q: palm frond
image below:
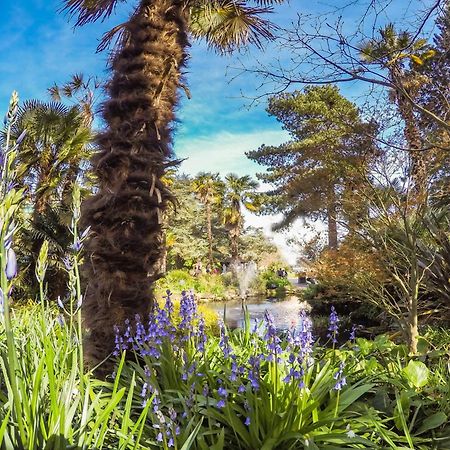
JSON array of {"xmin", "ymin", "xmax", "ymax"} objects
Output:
[
  {"xmin": 61, "ymin": 0, "xmax": 126, "ymax": 26},
  {"xmin": 190, "ymin": 0, "xmax": 278, "ymax": 53},
  {"xmin": 97, "ymin": 21, "xmax": 130, "ymax": 53}
]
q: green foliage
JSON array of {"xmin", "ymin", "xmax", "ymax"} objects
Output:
[
  {"xmin": 247, "ymin": 85, "xmax": 375, "ymax": 247},
  {"xmin": 256, "ymin": 268, "xmax": 290, "ymax": 290},
  {"xmin": 156, "ymin": 269, "xmax": 230, "ymax": 299}
]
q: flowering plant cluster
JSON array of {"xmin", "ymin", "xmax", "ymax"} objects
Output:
[{"xmin": 112, "ymin": 292, "xmax": 384, "ymax": 449}]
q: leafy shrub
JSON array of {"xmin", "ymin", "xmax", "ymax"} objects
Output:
[
  {"xmin": 255, "ymin": 268, "xmax": 290, "ymax": 291},
  {"xmin": 156, "ymin": 269, "xmax": 229, "ymax": 299}
]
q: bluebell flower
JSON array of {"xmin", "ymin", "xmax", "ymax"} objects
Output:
[
  {"xmin": 62, "ymin": 256, "xmax": 73, "ymax": 271},
  {"xmin": 327, "ymin": 306, "xmax": 339, "ymax": 344},
  {"xmin": 219, "ymin": 321, "xmax": 233, "ymax": 359},
  {"xmin": 196, "ymin": 317, "xmax": 207, "ymax": 353},
  {"xmin": 217, "ymin": 399, "xmax": 226, "ymax": 409},
  {"xmin": 349, "ymin": 324, "xmax": 357, "ymax": 342},
  {"xmin": 333, "ymin": 362, "xmax": 347, "ymax": 391},
  {"xmin": 263, "ymin": 311, "xmax": 282, "ymax": 362},
  {"xmin": 218, "ymin": 386, "xmax": 227, "ymax": 398},
  {"xmin": 5, "ymin": 247, "xmax": 17, "ymax": 279},
  {"xmin": 245, "ymin": 417, "xmax": 251, "ymax": 426}
]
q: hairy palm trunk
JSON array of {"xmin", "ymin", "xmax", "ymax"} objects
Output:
[
  {"xmin": 206, "ymin": 202, "xmax": 213, "ymax": 266},
  {"xmin": 81, "ymin": 0, "xmax": 188, "ymax": 366}
]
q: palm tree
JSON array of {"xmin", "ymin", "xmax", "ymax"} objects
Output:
[
  {"xmin": 6, "ymin": 101, "xmax": 92, "ymax": 298},
  {"xmin": 192, "ymin": 172, "xmax": 224, "ymax": 267},
  {"xmin": 360, "ymin": 24, "xmax": 435, "ymax": 197},
  {"xmin": 223, "ymin": 173, "xmax": 258, "ymax": 262},
  {"xmin": 10, "ymin": 101, "xmax": 92, "ymax": 217},
  {"xmin": 62, "ymin": 0, "xmax": 284, "ymax": 365},
  {"xmin": 48, "ymin": 73, "xmax": 102, "ymax": 127}
]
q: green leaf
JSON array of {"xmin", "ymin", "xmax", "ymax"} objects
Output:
[
  {"xmin": 180, "ymin": 419, "xmax": 204, "ymax": 450},
  {"xmin": 402, "ymin": 360, "xmax": 429, "ymax": 388},
  {"xmin": 415, "ymin": 412, "xmax": 447, "ymax": 435}
]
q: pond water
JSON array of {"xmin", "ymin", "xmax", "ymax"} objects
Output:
[{"xmin": 208, "ymin": 295, "xmax": 308, "ymax": 330}]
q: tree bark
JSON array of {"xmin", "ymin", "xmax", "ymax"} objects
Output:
[
  {"xmin": 206, "ymin": 202, "xmax": 213, "ymax": 267},
  {"xmin": 230, "ymin": 227, "xmax": 240, "ymax": 263},
  {"xmin": 327, "ymin": 187, "xmax": 338, "ymax": 250},
  {"xmin": 81, "ymin": 0, "xmax": 188, "ymax": 367}
]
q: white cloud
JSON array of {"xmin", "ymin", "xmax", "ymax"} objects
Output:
[{"xmin": 174, "ymin": 128, "xmax": 289, "ymax": 177}]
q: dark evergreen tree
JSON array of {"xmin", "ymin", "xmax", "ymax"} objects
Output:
[{"xmin": 247, "ymin": 85, "xmax": 376, "ymax": 250}]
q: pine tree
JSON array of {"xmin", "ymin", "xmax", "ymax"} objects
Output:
[{"xmin": 247, "ymin": 85, "xmax": 376, "ymax": 249}]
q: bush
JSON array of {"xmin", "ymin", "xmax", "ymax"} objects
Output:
[
  {"xmin": 255, "ymin": 268, "xmax": 290, "ymax": 291},
  {"xmin": 156, "ymin": 269, "xmax": 230, "ymax": 299}
]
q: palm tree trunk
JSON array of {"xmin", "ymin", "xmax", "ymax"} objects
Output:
[
  {"xmin": 391, "ymin": 67, "xmax": 427, "ymax": 200},
  {"xmin": 81, "ymin": 0, "xmax": 188, "ymax": 367},
  {"xmin": 206, "ymin": 202, "xmax": 213, "ymax": 267},
  {"xmin": 230, "ymin": 228, "xmax": 239, "ymax": 262},
  {"xmin": 398, "ymin": 95, "xmax": 427, "ymax": 199}
]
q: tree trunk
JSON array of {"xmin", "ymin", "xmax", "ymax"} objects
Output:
[
  {"xmin": 398, "ymin": 95, "xmax": 428, "ymax": 200},
  {"xmin": 408, "ymin": 298, "xmax": 419, "ymax": 354},
  {"xmin": 391, "ymin": 67, "xmax": 428, "ymax": 200},
  {"xmin": 206, "ymin": 202, "xmax": 213, "ymax": 267},
  {"xmin": 81, "ymin": 0, "xmax": 188, "ymax": 367},
  {"xmin": 327, "ymin": 187, "xmax": 338, "ymax": 250},
  {"xmin": 230, "ymin": 227, "xmax": 239, "ymax": 263}
]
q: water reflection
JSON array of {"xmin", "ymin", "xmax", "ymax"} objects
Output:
[{"xmin": 208, "ymin": 296, "xmax": 307, "ymax": 330}]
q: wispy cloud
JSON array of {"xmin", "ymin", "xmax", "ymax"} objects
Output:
[{"xmin": 175, "ymin": 129, "xmax": 289, "ymax": 177}]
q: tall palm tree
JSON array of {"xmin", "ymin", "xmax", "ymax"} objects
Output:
[
  {"xmin": 223, "ymin": 173, "xmax": 258, "ymax": 262},
  {"xmin": 192, "ymin": 172, "xmax": 224, "ymax": 266},
  {"xmin": 62, "ymin": 0, "xmax": 283, "ymax": 365},
  {"xmin": 360, "ymin": 24, "xmax": 435, "ymax": 197}
]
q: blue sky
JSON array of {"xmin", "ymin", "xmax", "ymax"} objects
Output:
[
  {"xmin": 0, "ymin": 0, "xmax": 437, "ymax": 263},
  {"xmin": 2, "ymin": 0, "xmax": 431, "ymax": 175}
]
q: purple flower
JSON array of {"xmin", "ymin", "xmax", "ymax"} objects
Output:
[
  {"xmin": 349, "ymin": 324, "xmax": 357, "ymax": 342},
  {"xmin": 219, "ymin": 321, "xmax": 232, "ymax": 359},
  {"xmin": 327, "ymin": 306, "xmax": 339, "ymax": 344},
  {"xmin": 62, "ymin": 256, "xmax": 73, "ymax": 271},
  {"xmin": 217, "ymin": 399, "xmax": 226, "ymax": 409},
  {"xmin": 179, "ymin": 291, "xmax": 197, "ymax": 339},
  {"xmin": 263, "ymin": 311, "xmax": 282, "ymax": 362},
  {"xmin": 5, "ymin": 248, "xmax": 17, "ymax": 279},
  {"xmin": 156, "ymin": 432, "xmax": 163, "ymax": 442},
  {"xmin": 245, "ymin": 417, "xmax": 251, "ymax": 426},
  {"xmin": 71, "ymin": 240, "xmax": 82, "ymax": 252},
  {"xmin": 196, "ymin": 317, "xmax": 207, "ymax": 353},
  {"xmin": 333, "ymin": 362, "xmax": 347, "ymax": 391},
  {"xmin": 218, "ymin": 386, "xmax": 227, "ymax": 398}
]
